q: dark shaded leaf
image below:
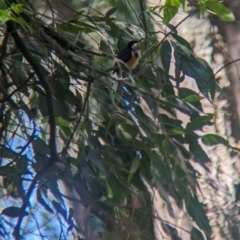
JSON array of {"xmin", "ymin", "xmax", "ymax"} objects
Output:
[
  {"xmin": 161, "ymin": 40, "xmax": 172, "ymax": 73},
  {"xmin": 191, "ymin": 227, "xmax": 205, "ymax": 240},
  {"xmin": 103, "ymin": 177, "xmax": 113, "ymax": 198},
  {"xmin": 52, "ymin": 200, "xmax": 67, "ymax": 220},
  {"xmin": 0, "ymin": 147, "xmax": 19, "ymax": 159},
  {"xmin": 88, "ymin": 150, "xmax": 106, "ymax": 174},
  {"xmin": 67, "ymin": 220, "xmax": 74, "ymax": 234},
  {"xmin": 134, "ymin": 106, "xmax": 158, "ymax": 132},
  {"xmin": 162, "ymin": 138, "xmax": 172, "ymax": 154},
  {"xmin": 180, "ymin": 55, "xmax": 216, "ymax": 100},
  {"xmin": 116, "ymin": 122, "xmax": 138, "ymax": 143},
  {"xmin": 67, "ymin": 208, "xmax": 74, "ymax": 223},
  {"xmin": 162, "ymin": 222, "xmax": 182, "ymax": 240},
  {"xmin": 187, "ymin": 114, "xmax": 213, "ymax": 131},
  {"xmin": 37, "ymin": 188, "xmax": 54, "ymax": 213},
  {"xmin": 189, "ymin": 140, "xmax": 210, "ymax": 164},
  {"xmin": 171, "ymin": 33, "xmax": 193, "ymax": 50},
  {"xmin": 133, "ymin": 210, "xmax": 150, "ymax": 230},
  {"xmin": 187, "ymin": 195, "xmax": 211, "ymax": 237},
  {"xmin": 2, "ymin": 206, "xmax": 28, "ymax": 218},
  {"xmin": 32, "ymin": 138, "xmax": 49, "ymax": 156}
]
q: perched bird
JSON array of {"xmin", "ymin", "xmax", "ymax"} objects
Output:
[{"xmin": 114, "ymin": 40, "xmax": 141, "ymax": 77}]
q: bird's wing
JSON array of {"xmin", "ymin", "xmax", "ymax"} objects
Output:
[{"xmin": 116, "ymin": 47, "xmax": 132, "ymax": 62}]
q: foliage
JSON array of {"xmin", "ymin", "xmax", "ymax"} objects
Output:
[{"xmin": 0, "ymin": 0, "xmax": 236, "ymax": 239}]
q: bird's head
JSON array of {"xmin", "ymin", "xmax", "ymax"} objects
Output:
[{"xmin": 127, "ymin": 40, "xmax": 141, "ymax": 50}]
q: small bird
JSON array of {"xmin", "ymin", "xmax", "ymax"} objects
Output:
[{"xmin": 114, "ymin": 40, "xmax": 141, "ymax": 78}]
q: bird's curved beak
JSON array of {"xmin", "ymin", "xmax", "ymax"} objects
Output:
[{"xmin": 133, "ymin": 38, "xmax": 143, "ymax": 50}]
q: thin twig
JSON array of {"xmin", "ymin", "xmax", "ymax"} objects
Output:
[{"xmin": 0, "ymin": 72, "xmax": 35, "ymax": 103}]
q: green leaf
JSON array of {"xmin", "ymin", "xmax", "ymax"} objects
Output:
[
  {"xmin": 32, "ymin": 138, "xmax": 49, "ymax": 156},
  {"xmin": 10, "ymin": 3, "xmax": 23, "ymax": 14},
  {"xmin": 199, "ymin": 2, "xmax": 207, "ymax": 18},
  {"xmin": 103, "ymin": 177, "xmax": 113, "ymax": 198},
  {"xmin": 162, "ymin": 138, "xmax": 172, "ymax": 154},
  {"xmin": 189, "ymin": 141, "xmax": 210, "ymax": 163},
  {"xmin": 159, "ymin": 114, "xmax": 183, "ymax": 131},
  {"xmin": 59, "ymin": 21, "xmax": 98, "ymax": 34},
  {"xmin": 163, "ymin": 0, "xmax": 181, "ymax": 23},
  {"xmin": 180, "ymin": 0, "xmax": 187, "ymax": 11},
  {"xmin": 187, "ymin": 114, "xmax": 213, "ymax": 131},
  {"xmin": 128, "ymin": 157, "xmax": 140, "ymax": 182},
  {"xmin": 103, "ymin": 173, "xmax": 129, "ymax": 204},
  {"xmin": 179, "ymin": 88, "xmax": 199, "ymax": 99},
  {"xmin": 178, "ymin": 88, "xmax": 203, "ymax": 112},
  {"xmin": 201, "ymin": 134, "xmax": 228, "ymax": 146},
  {"xmin": 99, "ymin": 39, "xmax": 109, "ymax": 52},
  {"xmin": 179, "ymin": 55, "xmax": 216, "ymax": 101},
  {"xmin": 0, "ymin": 147, "xmax": 19, "ymax": 159},
  {"xmin": 0, "ymin": 9, "xmax": 11, "ymax": 23},
  {"xmin": 206, "ymin": 1, "xmax": 235, "ymax": 22},
  {"xmin": 88, "ymin": 150, "xmax": 106, "ymax": 174},
  {"xmin": 134, "ymin": 106, "xmax": 158, "ymax": 132},
  {"xmin": 116, "ymin": 123, "xmax": 138, "ymax": 143},
  {"xmin": 187, "ymin": 195, "xmax": 211, "ymax": 237},
  {"xmin": 170, "ymin": 126, "xmax": 185, "ymax": 134},
  {"xmin": 56, "ymin": 117, "xmax": 70, "ymax": 127},
  {"xmin": 183, "ymin": 95, "xmax": 203, "ymax": 103},
  {"xmin": 161, "ymin": 40, "xmax": 172, "ymax": 73},
  {"xmin": 133, "ymin": 210, "xmax": 150, "ymax": 230},
  {"xmin": 11, "ymin": 16, "xmax": 25, "ymax": 28},
  {"xmin": 171, "ymin": 33, "xmax": 193, "ymax": 50},
  {"xmin": 147, "ymin": 149, "xmax": 171, "ymax": 179},
  {"xmin": 0, "ymin": 0, "xmax": 7, "ymax": 10}
]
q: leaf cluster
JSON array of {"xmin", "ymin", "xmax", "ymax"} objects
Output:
[{"xmin": 0, "ymin": 0, "xmax": 236, "ymax": 239}]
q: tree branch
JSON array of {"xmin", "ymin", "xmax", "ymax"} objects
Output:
[
  {"xmin": 6, "ymin": 21, "xmax": 58, "ymax": 161},
  {"xmin": 6, "ymin": 20, "xmax": 59, "ymax": 238}
]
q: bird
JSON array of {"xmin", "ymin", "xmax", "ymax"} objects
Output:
[{"xmin": 113, "ymin": 40, "xmax": 141, "ymax": 78}]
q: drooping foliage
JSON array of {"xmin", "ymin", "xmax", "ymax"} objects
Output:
[{"xmin": 0, "ymin": 0, "xmax": 236, "ymax": 239}]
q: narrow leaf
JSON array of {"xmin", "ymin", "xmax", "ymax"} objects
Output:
[
  {"xmin": 201, "ymin": 134, "xmax": 228, "ymax": 146},
  {"xmin": 128, "ymin": 157, "xmax": 140, "ymax": 182},
  {"xmin": 206, "ymin": 1, "xmax": 235, "ymax": 22},
  {"xmin": 199, "ymin": 2, "xmax": 207, "ymax": 18},
  {"xmin": 161, "ymin": 40, "xmax": 172, "ymax": 73}
]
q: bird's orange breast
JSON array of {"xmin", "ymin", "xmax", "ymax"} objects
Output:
[{"xmin": 126, "ymin": 50, "xmax": 139, "ymax": 70}]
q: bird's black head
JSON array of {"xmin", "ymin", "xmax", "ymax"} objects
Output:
[{"xmin": 127, "ymin": 40, "xmax": 141, "ymax": 49}]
